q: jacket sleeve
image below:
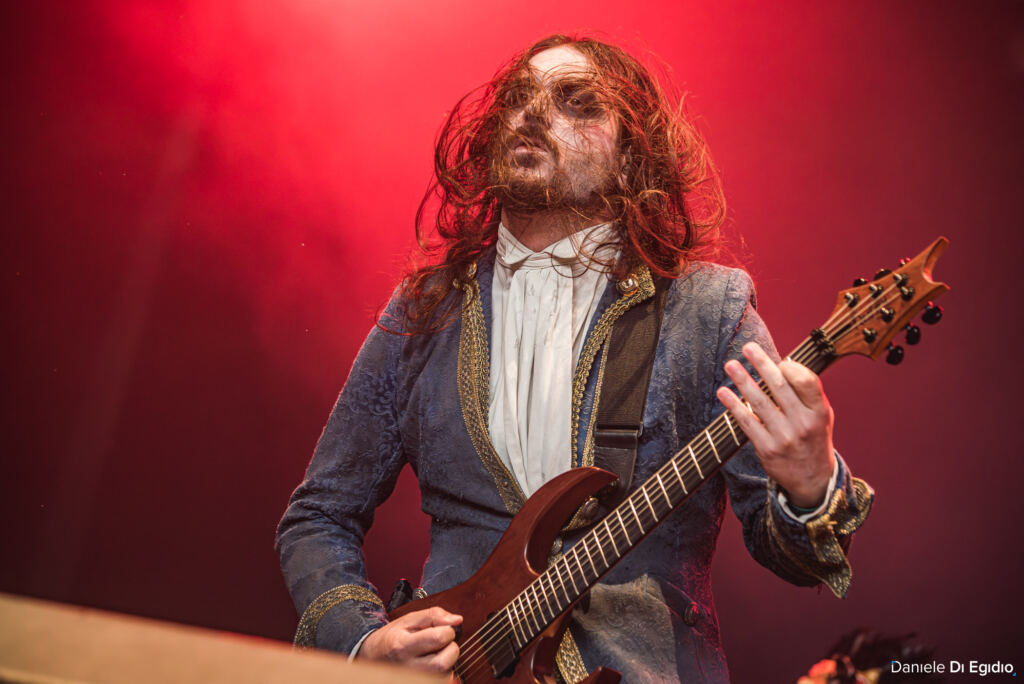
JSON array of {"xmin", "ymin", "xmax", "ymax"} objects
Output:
[
  {"xmin": 714, "ymin": 270, "xmax": 874, "ymax": 598},
  {"xmin": 275, "ymin": 310, "xmax": 407, "ymax": 653}
]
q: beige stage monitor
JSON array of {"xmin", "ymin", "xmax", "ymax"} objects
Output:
[{"xmin": 0, "ymin": 593, "xmax": 444, "ymax": 684}]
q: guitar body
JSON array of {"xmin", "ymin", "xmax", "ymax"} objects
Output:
[{"xmin": 389, "ymin": 467, "xmax": 621, "ymax": 684}]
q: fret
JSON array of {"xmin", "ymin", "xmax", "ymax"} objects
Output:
[
  {"xmin": 532, "ymin": 581, "xmax": 548, "ymax": 626},
  {"xmin": 523, "ymin": 586, "xmax": 540, "ymax": 633},
  {"xmin": 603, "ymin": 518, "xmax": 619, "ymax": 557},
  {"xmin": 655, "ymin": 471, "xmax": 671, "ymax": 507},
  {"xmin": 688, "ymin": 445, "xmax": 703, "ymax": 479},
  {"xmin": 582, "ymin": 536, "xmax": 599, "ymax": 575},
  {"xmin": 515, "ymin": 592, "xmax": 529, "ymax": 635},
  {"xmin": 514, "ymin": 601, "xmax": 529, "ymax": 649},
  {"xmin": 507, "ymin": 601, "xmax": 524, "ymax": 648},
  {"xmin": 615, "ymin": 508, "xmax": 632, "ymax": 546},
  {"xmin": 705, "ymin": 429, "xmax": 720, "ymax": 463},
  {"xmin": 504, "ymin": 611, "xmax": 520, "ymax": 651},
  {"xmin": 627, "ymin": 497, "xmax": 643, "ymax": 532},
  {"xmin": 641, "ymin": 485, "xmax": 658, "ymax": 522},
  {"xmin": 519, "ymin": 593, "xmax": 533, "ymax": 634},
  {"xmin": 594, "ymin": 527, "xmax": 610, "ymax": 567},
  {"xmin": 552, "ymin": 561, "xmax": 569, "ymax": 602},
  {"xmin": 571, "ymin": 547, "xmax": 588, "ymax": 587},
  {"xmin": 546, "ymin": 567, "xmax": 562, "ymax": 609},
  {"xmin": 552, "ymin": 570, "xmax": 566, "ymax": 611},
  {"xmin": 536, "ymin": 577, "xmax": 554, "ymax": 623},
  {"xmin": 536, "ymin": 577, "xmax": 552, "ymax": 626},
  {"xmin": 671, "ymin": 457, "xmax": 688, "ymax": 494},
  {"xmin": 559, "ymin": 555, "xmax": 579, "ymax": 597},
  {"xmin": 723, "ymin": 411, "xmax": 740, "ymax": 445}
]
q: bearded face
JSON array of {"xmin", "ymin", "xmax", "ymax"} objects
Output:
[{"xmin": 488, "ymin": 46, "xmax": 622, "ymax": 213}]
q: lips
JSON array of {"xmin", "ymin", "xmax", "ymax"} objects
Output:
[{"xmin": 513, "ymin": 136, "xmax": 546, "ymax": 153}]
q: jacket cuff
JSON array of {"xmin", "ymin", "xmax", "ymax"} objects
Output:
[
  {"xmin": 294, "ymin": 584, "xmax": 387, "ymax": 653},
  {"xmin": 765, "ymin": 457, "xmax": 875, "ymax": 598}
]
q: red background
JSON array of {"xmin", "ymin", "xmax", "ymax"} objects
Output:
[{"xmin": 2, "ymin": 2, "xmax": 1021, "ymax": 680}]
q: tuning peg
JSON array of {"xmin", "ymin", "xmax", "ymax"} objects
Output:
[
  {"xmin": 852, "ymin": 277, "xmax": 867, "ymax": 287},
  {"xmin": 904, "ymin": 323, "xmax": 921, "ymax": 345},
  {"xmin": 898, "ymin": 257, "xmax": 911, "ymax": 266},
  {"xmin": 873, "ymin": 268, "xmax": 892, "ymax": 280},
  {"xmin": 922, "ymin": 302, "xmax": 943, "ymax": 325},
  {"xmin": 886, "ymin": 344, "xmax": 905, "ymax": 365}
]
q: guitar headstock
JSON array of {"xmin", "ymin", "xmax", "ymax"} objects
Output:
[{"xmin": 824, "ymin": 237, "xmax": 950, "ymax": 363}]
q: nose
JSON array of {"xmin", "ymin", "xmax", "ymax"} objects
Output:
[{"xmin": 511, "ymin": 87, "xmax": 550, "ymax": 129}]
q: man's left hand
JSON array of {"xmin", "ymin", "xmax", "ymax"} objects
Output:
[{"xmin": 715, "ymin": 342, "xmax": 836, "ymax": 509}]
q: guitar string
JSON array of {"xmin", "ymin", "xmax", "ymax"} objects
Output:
[
  {"xmin": 454, "ymin": 282, "xmax": 907, "ymax": 680},
  {"xmin": 453, "ymin": 279, "xmax": 909, "ymax": 678}
]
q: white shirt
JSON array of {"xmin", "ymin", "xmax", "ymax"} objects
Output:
[{"xmin": 488, "ymin": 221, "xmax": 619, "ymax": 496}]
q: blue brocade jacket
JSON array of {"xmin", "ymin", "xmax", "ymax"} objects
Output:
[{"xmin": 275, "ymin": 253, "xmax": 874, "ymax": 683}]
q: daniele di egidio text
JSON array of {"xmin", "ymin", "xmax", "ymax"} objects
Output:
[{"xmin": 891, "ymin": 660, "xmax": 1016, "ymax": 677}]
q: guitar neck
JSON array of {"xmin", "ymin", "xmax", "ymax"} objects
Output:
[{"xmin": 496, "ymin": 333, "xmax": 836, "ymax": 654}]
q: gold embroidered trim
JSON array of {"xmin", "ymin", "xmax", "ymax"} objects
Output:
[
  {"xmin": 556, "ymin": 627, "xmax": 590, "ymax": 683},
  {"xmin": 457, "ymin": 277, "xmax": 526, "ymax": 514},
  {"xmin": 294, "ymin": 584, "xmax": 384, "ymax": 648},
  {"xmin": 571, "ymin": 266, "xmax": 656, "ymax": 466},
  {"xmin": 580, "ymin": 340, "xmax": 612, "ymax": 469},
  {"xmin": 561, "ymin": 341, "xmax": 612, "ymax": 533},
  {"xmin": 767, "ymin": 475, "xmax": 875, "ymax": 598},
  {"xmin": 835, "ymin": 477, "xmax": 874, "ymax": 535}
]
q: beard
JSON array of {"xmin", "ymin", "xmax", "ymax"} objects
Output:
[{"xmin": 488, "ymin": 125, "xmax": 617, "ymax": 213}]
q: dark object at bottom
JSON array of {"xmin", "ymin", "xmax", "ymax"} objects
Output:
[{"xmin": 387, "ymin": 578, "xmax": 415, "ymax": 613}]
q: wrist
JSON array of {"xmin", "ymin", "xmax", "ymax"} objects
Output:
[
  {"xmin": 782, "ymin": 450, "xmax": 836, "ymax": 508},
  {"xmin": 785, "ymin": 487, "xmax": 827, "ymax": 509},
  {"xmin": 349, "ymin": 628, "xmax": 379, "ymax": 662},
  {"xmin": 359, "ymin": 627, "xmax": 385, "ymax": 660}
]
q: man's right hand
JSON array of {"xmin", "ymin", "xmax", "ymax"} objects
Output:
[{"xmin": 360, "ymin": 606, "xmax": 463, "ymax": 675}]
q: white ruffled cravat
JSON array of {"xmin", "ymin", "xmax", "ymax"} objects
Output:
[{"xmin": 488, "ymin": 222, "xmax": 619, "ymax": 496}]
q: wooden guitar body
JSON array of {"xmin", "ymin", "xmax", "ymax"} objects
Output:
[{"xmin": 389, "ymin": 467, "xmax": 621, "ymax": 684}]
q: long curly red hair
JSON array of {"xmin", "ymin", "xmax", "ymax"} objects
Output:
[{"xmin": 382, "ymin": 34, "xmax": 727, "ymax": 334}]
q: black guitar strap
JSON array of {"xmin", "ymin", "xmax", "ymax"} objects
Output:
[{"xmin": 592, "ymin": 276, "xmax": 669, "ymax": 505}]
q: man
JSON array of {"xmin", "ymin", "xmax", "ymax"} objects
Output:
[{"xmin": 276, "ymin": 35, "xmax": 873, "ymax": 682}]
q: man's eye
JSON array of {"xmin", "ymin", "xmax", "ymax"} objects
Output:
[
  {"xmin": 502, "ymin": 85, "xmax": 533, "ymax": 109},
  {"xmin": 556, "ymin": 85, "xmax": 603, "ymax": 119}
]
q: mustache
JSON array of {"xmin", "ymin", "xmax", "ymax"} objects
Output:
[{"xmin": 505, "ymin": 124, "xmax": 557, "ymax": 159}]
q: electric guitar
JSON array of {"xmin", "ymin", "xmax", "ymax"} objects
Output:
[{"xmin": 390, "ymin": 237, "xmax": 951, "ymax": 684}]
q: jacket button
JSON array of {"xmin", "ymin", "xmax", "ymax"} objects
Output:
[
  {"xmin": 684, "ymin": 602, "xmax": 700, "ymax": 626},
  {"xmin": 617, "ymin": 276, "xmax": 638, "ymax": 295},
  {"xmin": 580, "ymin": 497, "xmax": 599, "ymax": 522}
]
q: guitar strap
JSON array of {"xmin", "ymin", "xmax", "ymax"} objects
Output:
[{"xmin": 592, "ymin": 275, "xmax": 669, "ymax": 505}]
